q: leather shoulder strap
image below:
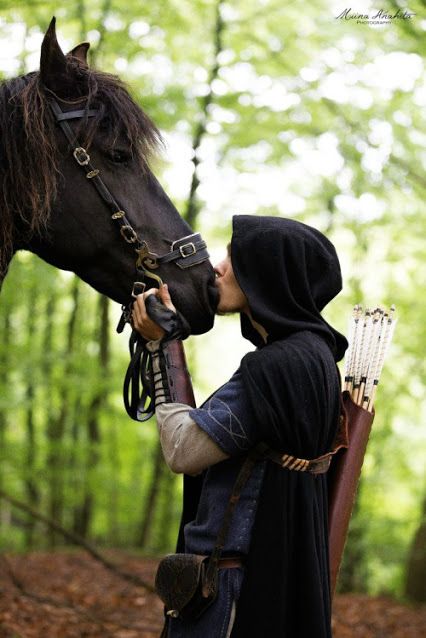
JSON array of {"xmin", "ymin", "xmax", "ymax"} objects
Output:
[{"xmin": 203, "ymin": 447, "xmax": 261, "ymax": 596}]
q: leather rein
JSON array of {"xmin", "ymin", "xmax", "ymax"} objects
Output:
[{"xmin": 47, "ymin": 95, "xmax": 210, "ymax": 421}]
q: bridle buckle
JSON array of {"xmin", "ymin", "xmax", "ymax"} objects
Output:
[
  {"xmin": 120, "ymin": 225, "xmax": 138, "ymax": 243},
  {"xmin": 179, "ymin": 242, "xmax": 196, "ymax": 258},
  {"xmin": 73, "ymin": 146, "xmax": 90, "ymax": 166}
]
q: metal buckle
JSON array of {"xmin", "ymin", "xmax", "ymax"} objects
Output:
[
  {"xmin": 73, "ymin": 147, "xmax": 90, "ymax": 166},
  {"xmin": 120, "ymin": 225, "xmax": 138, "ymax": 243},
  {"xmin": 131, "ymin": 282, "xmax": 146, "ymax": 298},
  {"xmin": 179, "ymin": 242, "xmax": 196, "ymax": 258}
]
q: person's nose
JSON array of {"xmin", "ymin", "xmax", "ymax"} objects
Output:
[{"xmin": 214, "ymin": 258, "xmax": 227, "ymax": 278}]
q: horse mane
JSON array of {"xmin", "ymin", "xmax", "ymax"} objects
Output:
[{"xmin": 0, "ymin": 60, "xmax": 163, "ymax": 279}]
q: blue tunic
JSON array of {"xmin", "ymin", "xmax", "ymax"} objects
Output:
[{"xmin": 167, "ymin": 370, "xmax": 266, "ymax": 638}]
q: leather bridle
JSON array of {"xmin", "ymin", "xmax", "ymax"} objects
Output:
[
  {"xmin": 48, "ymin": 96, "xmax": 210, "ymax": 315},
  {"xmin": 47, "ymin": 95, "xmax": 210, "ymax": 420}
]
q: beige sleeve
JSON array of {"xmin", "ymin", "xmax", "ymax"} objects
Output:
[{"xmin": 155, "ymin": 403, "xmax": 230, "ymax": 476}]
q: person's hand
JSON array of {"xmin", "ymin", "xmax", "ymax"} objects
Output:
[{"xmin": 132, "ymin": 284, "xmax": 176, "ymax": 341}]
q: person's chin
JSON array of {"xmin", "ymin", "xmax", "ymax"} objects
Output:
[
  {"xmin": 215, "ymin": 301, "xmax": 227, "ymax": 316},
  {"xmin": 216, "ymin": 303, "xmax": 239, "ymax": 316}
]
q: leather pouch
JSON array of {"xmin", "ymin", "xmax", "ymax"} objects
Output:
[
  {"xmin": 156, "ymin": 453, "xmax": 258, "ymax": 625},
  {"xmin": 155, "ymin": 553, "xmax": 217, "ymax": 620}
]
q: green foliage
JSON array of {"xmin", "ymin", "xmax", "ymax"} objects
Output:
[{"xmin": 0, "ymin": 0, "xmax": 425, "ymax": 599}]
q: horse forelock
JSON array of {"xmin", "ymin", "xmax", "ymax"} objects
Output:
[{"xmin": 0, "ymin": 63, "xmax": 164, "ymax": 278}]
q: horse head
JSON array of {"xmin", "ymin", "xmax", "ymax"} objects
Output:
[{"xmin": 0, "ymin": 18, "xmax": 218, "ymax": 335}]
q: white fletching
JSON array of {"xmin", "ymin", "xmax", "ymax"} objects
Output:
[{"xmin": 343, "ymin": 304, "xmax": 396, "ymax": 411}]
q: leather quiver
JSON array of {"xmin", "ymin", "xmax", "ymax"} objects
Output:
[{"xmin": 328, "ymin": 391, "xmax": 375, "ymax": 597}]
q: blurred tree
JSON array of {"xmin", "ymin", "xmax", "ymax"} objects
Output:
[
  {"xmin": 405, "ymin": 494, "xmax": 426, "ymax": 603},
  {"xmin": 136, "ymin": 440, "xmax": 164, "ymax": 549},
  {"xmin": 73, "ymin": 295, "xmax": 110, "ymax": 538},
  {"xmin": 23, "ymin": 284, "xmax": 40, "ymax": 548},
  {"xmin": 46, "ymin": 276, "xmax": 81, "ymax": 546}
]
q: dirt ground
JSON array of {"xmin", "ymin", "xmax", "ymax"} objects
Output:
[{"xmin": 0, "ymin": 551, "xmax": 424, "ymax": 637}]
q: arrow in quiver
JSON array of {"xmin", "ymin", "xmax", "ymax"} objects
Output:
[{"xmin": 328, "ymin": 304, "xmax": 397, "ymax": 597}]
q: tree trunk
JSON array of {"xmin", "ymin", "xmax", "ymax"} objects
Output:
[
  {"xmin": 24, "ymin": 379, "xmax": 39, "ymax": 547},
  {"xmin": 405, "ymin": 495, "xmax": 426, "ymax": 602},
  {"xmin": 0, "ymin": 312, "xmax": 11, "ymax": 532},
  {"xmin": 40, "ymin": 291, "xmax": 57, "ymax": 547},
  {"xmin": 156, "ymin": 469, "xmax": 178, "ymax": 552},
  {"xmin": 73, "ymin": 295, "xmax": 109, "ymax": 539},
  {"xmin": 136, "ymin": 440, "xmax": 164, "ymax": 549},
  {"xmin": 23, "ymin": 285, "xmax": 40, "ymax": 548},
  {"xmin": 185, "ymin": 0, "xmax": 226, "ymax": 227},
  {"xmin": 41, "ymin": 292, "xmax": 57, "ymax": 424},
  {"xmin": 46, "ymin": 276, "xmax": 80, "ymax": 546},
  {"xmin": 107, "ymin": 418, "xmax": 120, "ymax": 545}
]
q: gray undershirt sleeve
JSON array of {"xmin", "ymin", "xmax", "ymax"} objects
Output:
[
  {"xmin": 156, "ymin": 403, "xmax": 230, "ymax": 476},
  {"xmin": 146, "ymin": 338, "xmax": 230, "ymax": 475}
]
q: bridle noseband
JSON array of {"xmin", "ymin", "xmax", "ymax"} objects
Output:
[{"xmin": 47, "ymin": 95, "xmax": 211, "ymax": 421}]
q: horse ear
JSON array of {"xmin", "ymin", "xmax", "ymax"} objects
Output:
[
  {"xmin": 67, "ymin": 42, "xmax": 90, "ymax": 67},
  {"xmin": 40, "ymin": 17, "xmax": 67, "ymax": 90}
]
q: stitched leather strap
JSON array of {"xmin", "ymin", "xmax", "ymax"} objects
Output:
[
  {"xmin": 255, "ymin": 442, "xmax": 333, "ymax": 475},
  {"xmin": 157, "ymin": 236, "xmax": 208, "ymax": 269},
  {"xmin": 55, "ymin": 109, "xmax": 98, "ymax": 121},
  {"xmin": 203, "ymin": 449, "xmax": 260, "ymax": 596}
]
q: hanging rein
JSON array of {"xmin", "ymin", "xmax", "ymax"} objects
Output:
[{"xmin": 47, "ymin": 96, "xmax": 210, "ymax": 421}]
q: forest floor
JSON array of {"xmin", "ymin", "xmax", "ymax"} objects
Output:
[{"xmin": 0, "ymin": 551, "xmax": 424, "ymax": 638}]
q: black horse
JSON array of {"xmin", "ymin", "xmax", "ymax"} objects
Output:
[{"xmin": 0, "ymin": 18, "xmax": 218, "ymax": 335}]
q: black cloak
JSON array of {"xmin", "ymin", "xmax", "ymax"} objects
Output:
[
  {"xmin": 179, "ymin": 215, "xmax": 348, "ymax": 638},
  {"xmin": 231, "ymin": 215, "xmax": 347, "ymax": 638}
]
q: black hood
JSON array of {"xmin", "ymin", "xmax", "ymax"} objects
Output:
[{"xmin": 231, "ymin": 215, "xmax": 348, "ymax": 361}]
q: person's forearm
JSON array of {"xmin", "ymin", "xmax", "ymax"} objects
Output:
[{"xmin": 148, "ymin": 339, "xmax": 229, "ymax": 475}]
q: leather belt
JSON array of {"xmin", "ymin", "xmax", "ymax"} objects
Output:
[
  {"xmin": 217, "ymin": 557, "xmax": 243, "ymax": 569},
  {"xmin": 255, "ymin": 442, "xmax": 333, "ymax": 475}
]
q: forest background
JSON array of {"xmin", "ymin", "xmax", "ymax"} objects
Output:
[{"xmin": 0, "ymin": 0, "xmax": 424, "ymax": 604}]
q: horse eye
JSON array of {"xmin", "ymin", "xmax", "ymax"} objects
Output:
[{"xmin": 108, "ymin": 149, "xmax": 132, "ymax": 164}]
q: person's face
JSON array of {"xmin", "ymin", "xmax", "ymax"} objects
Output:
[{"xmin": 214, "ymin": 246, "xmax": 248, "ymax": 315}]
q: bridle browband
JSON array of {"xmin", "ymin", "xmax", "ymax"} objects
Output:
[{"xmin": 47, "ymin": 94, "xmax": 210, "ymax": 420}]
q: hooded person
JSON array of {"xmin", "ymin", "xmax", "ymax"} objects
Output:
[{"xmin": 132, "ymin": 214, "xmax": 348, "ymax": 638}]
